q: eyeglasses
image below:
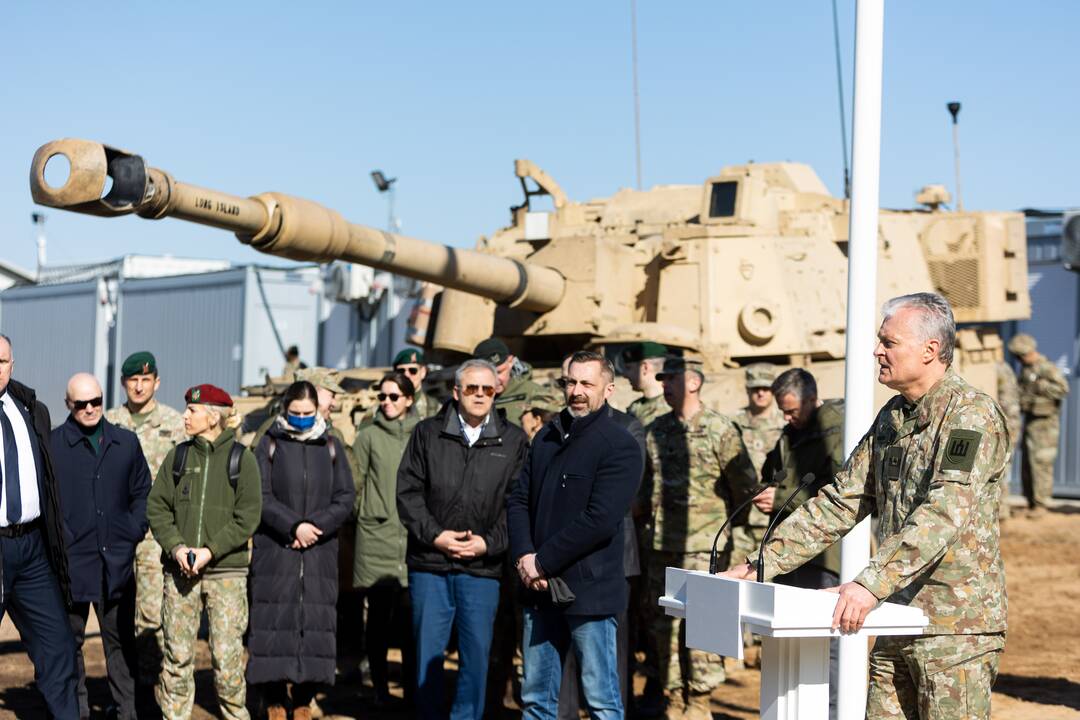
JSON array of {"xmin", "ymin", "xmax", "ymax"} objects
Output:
[
  {"xmin": 377, "ymin": 392, "xmax": 403, "ymax": 402},
  {"xmin": 396, "ymin": 365, "xmax": 422, "ymax": 376},
  {"xmin": 71, "ymin": 396, "xmax": 103, "ymax": 411},
  {"xmin": 459, "ymin": 384, "xmax": 496, "ymax": 397}
]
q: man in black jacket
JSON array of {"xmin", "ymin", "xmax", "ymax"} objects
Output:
[
  {"xmin": 397, "ymin": 358, "xmax": 529, "ymax": 720},
  {"xmin": 0, "ymin": 334, "xmax": 79, "ymax": 719},
  {"xmin": 508, "ymin": 351, "xmax": 642, "ymax": 719},
  {"xmin": 52, "ymin": 372, "xmax": 151, "ymax": 720}
]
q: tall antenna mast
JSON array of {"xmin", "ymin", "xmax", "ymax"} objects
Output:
[
  {"xmin": 832, "ymin": 0, "xmax": 851, "ymax": 200},
  {"xmin": 631, "ymin": 0, "xmax": 643, "ymax": 190}
]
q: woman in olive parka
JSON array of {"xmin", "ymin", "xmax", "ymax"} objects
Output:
[{"xmin": 352, "ymin": 370, "xmax": 421, "ymax": 705}]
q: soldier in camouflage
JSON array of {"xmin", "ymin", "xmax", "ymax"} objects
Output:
[
  {"xmin": 622, "ymin": 341, "xmax": 671, "ymax": 429},
  {"xmin": 473, "ymin": 337, "xmax": 560, "ymax": 428},
  {"xmin": 724, "ymin": 293, "xmax": 1008, "ymax": 719},
  {"xmin": 994, "ymin": 359, "xmax": 1021, "ymax": 521},
  {"xmin": 729, "ymin": 363, "xmax": 785, "ymax": 567},
  {"xmin": 1008, "ymin": 333, "xmax": 1069, "ymax": 514},
  {"xmin": 391, "ymin": 348, "xmax": 439, "ymax": 419},
  {"xmin": 105, "ymin": 351, "xmax": 188, "ymax": 692},
  {"xmin": 644, "ymin": 357, "xmax": 758, "ymax": 719}
]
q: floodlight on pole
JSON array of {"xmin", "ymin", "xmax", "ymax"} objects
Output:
[
  {"xmin": 947, "ymin": 101, "xmax": 963, "ymax": 211},
  {"xmin": 370, "ymin": 170, "xmax": 399, "ymax": 233}
]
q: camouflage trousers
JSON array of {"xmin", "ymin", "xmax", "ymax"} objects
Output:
[
  {"xmin": 867, "ymin": 633, "xmax": 1004, "ymax": 719},
  {"xmin": 134, "ymin": 531, "xmax": 165, "ymax": 685},
  {"xmin": 157, "ymin": 571, "xmax": 250, "ymax": 720},
  {"xmin": 1021, "ymin": 415, "xmax": 1059, "ymax": 509},
  {"xmin": 646, "ymin": 551, "xmax": 726, "ymax": 695}
]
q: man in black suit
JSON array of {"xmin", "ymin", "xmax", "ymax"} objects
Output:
[
  {"xmin": 508, "ymin": 350, "xmax": 642, "ymax": 719},
  {"xmin": 0, "ymin": 333, "xmax": 79, "ymax": 719}
]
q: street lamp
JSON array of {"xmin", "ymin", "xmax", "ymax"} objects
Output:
[
  {"xmin": 31, "ymin": 212, "xmax": 47, "ymax": 278},
  {"xmin": 370, "ymin": 170, "xmax": 398, "ymax": 232},
  {"xmin": 947, "ymin": 101, "xmax": 963, "ymax": 211}
]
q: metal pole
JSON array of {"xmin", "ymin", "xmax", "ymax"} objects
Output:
[
  {"xmin": 831, "ymin": 0, "xmax": 852, "ymax": 200},
  {"xmin": 948, "ymin": 102, "xmax": 963, "ymax": 211},
  {"xmin": 838, "ymin": 0, "xmax": 884, "ymax": 717},
  {"xmin": 31, "ymin": 213, "xmax": 47, "ymax": 278},
  {"xmin": 630, "ymin": 0, "xmax": 643, "ymax": 190}
]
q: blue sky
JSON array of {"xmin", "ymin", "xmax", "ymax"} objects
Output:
[{"xmin": 1, "ymin": 2, "xmax": 1077, "ymax": 272}]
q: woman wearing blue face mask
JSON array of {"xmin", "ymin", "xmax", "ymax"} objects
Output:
[{"xmin": 247, "ymin": 380, "xmax": 356, "ymax": 720}]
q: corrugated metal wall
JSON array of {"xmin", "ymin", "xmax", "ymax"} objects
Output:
[
  {"xmin": 241, "ymin": 266, "xmax": 320, "ymax": 384},
  {"xmin": 0, "ymin": 280, "xmax": 105, "ymax": 424},
  {"xmin": 114, "ymin": 269, "xmax": 247, "ymax": 411}
]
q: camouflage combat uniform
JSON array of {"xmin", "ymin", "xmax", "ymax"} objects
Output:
[
  {"xmin": 627, "ymin": 393, "xmax": 669, "ymax": 430},
  {"xmin": 729, "ymin": 404, "xmax": 785, "ymax": 563},
  {"xmin": 147, "ymin": 429, "xmax": 262, "ymax": 720},
  {"xmin": 105, "ymin": 401, "xmax": 187, "ymax": 685},
  {"xmin": 495, "ymin": 369, "xmax": 561, "ymax": 428},
  {"xmin": 644, "ymin": 408, "xmax": 758, "ymax": 695},
  {"xmin": 995, "ymin": 362, "xmax": 1021, "ymax": 520},
  {"xmin": 758, "ymin": 368, "xmax": 1008, "ymax": 719},
  {"xmin": 1017, "ymin": 354, "xmax": 1069, "ymax": 510}
]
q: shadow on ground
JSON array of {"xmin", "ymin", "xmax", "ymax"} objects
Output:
[{"xmin": 993, "ymin": 674, "xmax": 1080, "ymax": 710}]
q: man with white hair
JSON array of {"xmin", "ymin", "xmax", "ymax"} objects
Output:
[
  {"xmin": 52, "ymin": 372, "xmax": 151, "ymax": 720},
  {"xmin": 724, "ymin": 292, "xmax": 1009, "ymax": 719}
]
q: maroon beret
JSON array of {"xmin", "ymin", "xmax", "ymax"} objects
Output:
[{"xmin": 184, "ymin": 383, "xmax": 233, "ymax": 407}]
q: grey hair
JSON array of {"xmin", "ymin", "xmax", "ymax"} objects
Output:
[
  {"xmin": 772, "ymin": 368, "xmax": 817, "ymax": 402},
  {"xmin": 455, "ymin": 358, "xmax": 498, "ymax": 387},
  {"xmin": 0, "ymin": 334, "xmax": 11, "ymax": 353},
  {"xmin": 881, "ymin": 292, "xmax": 956, "ymax": 365}
]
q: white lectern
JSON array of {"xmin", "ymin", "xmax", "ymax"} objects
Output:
[{"xmin": 659, "ymin": 569, "xmax": 928, "ymax": 720}]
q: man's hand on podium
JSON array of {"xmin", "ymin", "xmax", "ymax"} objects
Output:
[
  {"xmin": 824, "ymin": 582, "xmax": 878, "ymax": 633},
  {"xmin": 718, "ymin": 561, "xmax": 756, "ymax": 580}
]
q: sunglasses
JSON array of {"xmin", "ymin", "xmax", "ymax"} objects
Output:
[
  {"xmin": 377, "ymin": 392, "xmax": 404, "ymax": 402},
  {"xmin": 459, "ymin": 384, "xmax": 496, "ymax": 397},
  {"xmin": 71, "ymin": 396, "xmax": 103, "ymax": 411},
  {"xmin": 396, "ymin": 365, "xmax": 422, "ymax": 376}
]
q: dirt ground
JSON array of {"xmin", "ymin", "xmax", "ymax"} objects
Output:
[{"xmin": 0, "ymin": 503, "xmax": 1077, "ymax": 719}]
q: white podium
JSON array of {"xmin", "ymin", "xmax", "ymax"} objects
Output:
[{"xmin": 659, "ymin": 568, "xmax": 928, "ymax": 720}]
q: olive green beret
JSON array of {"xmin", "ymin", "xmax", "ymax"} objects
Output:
[
  {"xmin": 656, "ymin": 356, "xmax": 704, "ymax": 380},
  {"xmin": 621, "ymin": 341, "xmax": 668, "ymax": 364},
  {"xmin": 392, "ymin": 348, "xmax": 425, "ymax": 366}
]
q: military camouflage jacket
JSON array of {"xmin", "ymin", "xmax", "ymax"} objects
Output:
[
  {"xmin": 644, "ymin": 407, "xmax": 759, "ymax": 554},
  {"xmin": 759, "ymin": 368, "xmax": 1008, "ymax": 635},
  {"xmin": 732, "ymin": 405, "xmax": 786, "ymax": 475},
  {"xmin": 411, "ymin": 389, "xmax": 439, "ymax": 420},
  {"xmin": 496, "ymin": 370, "xmax": 561, "ymax": 428},
  {"xmin": 627, "ymin": 393, "xmax": 669, "ymax": 431},
  {"xmin": 760, "ymin": 399, "xmax": 845, "ymax": 575},
  {"xmin": 106, "ymin": 401, "xmax": 187, "ymax": 477},
  {"xmin": 995, "ymin": 362, "xmax": 1021, "ymax": 450},
  {"xmin": 1018, "ymin": 354, "xmax": 1069, "ymax": 417}
]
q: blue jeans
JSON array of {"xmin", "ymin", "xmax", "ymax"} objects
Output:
[
  {"xmin": 409, "ymin": 571, "xmax": 500, "ymax": 720},
  {"xmin": 521, "ymin": 606, "xmax": 623, "ymax": 720}
]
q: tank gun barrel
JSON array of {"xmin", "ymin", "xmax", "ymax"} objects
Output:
[{"xmin": 29, "ymin": 138, "xmax": 565, "ymax": 312}]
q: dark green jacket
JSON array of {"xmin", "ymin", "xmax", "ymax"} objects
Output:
[
  {"xmin": 762, "ymin": 399, "xmax": 845, "ymax": 575},
  {"xmin": 352, "ymin": 411, "xmax": 420, "ymax": 588},
  {"xmin": 147, "ymin": 429, "xmax": 262, "ymax": 572},
  {"xmin": 496, "ymin": 370, "xmax": 561, "ymax": 428}
]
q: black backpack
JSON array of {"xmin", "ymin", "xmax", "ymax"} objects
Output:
[{"xmin": 172, "ymin": 440, "xmax": 245, "ymax": 492}]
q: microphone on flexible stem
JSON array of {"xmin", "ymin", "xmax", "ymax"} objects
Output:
[
  {"xmin": 707, "ymin": 478, "xmax": 779, "ymax": 575},
  {"xmin": 755, "ymin": 473, "xmax": 816, "ymax": 583}
]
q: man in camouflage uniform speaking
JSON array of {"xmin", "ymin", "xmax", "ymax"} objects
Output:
[
  {"xmin": 724, "ymin": 292, "xmax": 1009, "ymax": 719},
  {"xmin": 644, "ymin": 357, "xmax": 758, "ymax": 719},
  {"xmin": 105, "ymin": 351, "xmax": 187, "ymax": 692},
  {"xmin": 1008, "ymin": 333, "xmax": 1069, "ymax": 514}
]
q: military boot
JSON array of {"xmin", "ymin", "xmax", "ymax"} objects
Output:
[
  {"xmin": 293, "ymin": 706, "xmax": 312, "ymax": 720},
  {"xmin": 663, "ymin": 692, "xmax": 686, "ymax": 719},
  {"xmin": 683, "ymin": 693, "xmax": 713, "ymax": 720}
]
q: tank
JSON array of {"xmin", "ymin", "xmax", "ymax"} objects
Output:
[{"xmin": 29, "ymin": 138, "xmax": 1030, "ymax": 409}]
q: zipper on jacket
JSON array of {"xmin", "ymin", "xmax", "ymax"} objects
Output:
[{"xmin": 195, "ymin": 442, "xmax": 210, "ymax": 548}]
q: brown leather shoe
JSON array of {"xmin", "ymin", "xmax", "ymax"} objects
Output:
[{"xmin": 267, "ymin": 705, "xmax": 287, "ymax": 720}]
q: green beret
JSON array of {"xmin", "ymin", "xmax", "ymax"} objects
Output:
[
  {"xmin": 473, "ymin": 338, "xmax": 511, "ymax": 365},
  {"xmin": 392, "ymin": 348, "xmax": 425, "ymax": 366},
  {"xmin": 121, "ymin": 351, "xmax": 157, "ymax": 377},
  {"xmin": 622, "ymin": 341, "xmax": 668, "ymax": 364}
]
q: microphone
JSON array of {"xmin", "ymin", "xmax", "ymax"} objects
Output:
[
  {"xmin": 755, "ymin": 473, "xmax": 816, "ymax": 583},
  {"xmin": 707, "ymin": 478, "xmax": 779, "ymax": 575}
]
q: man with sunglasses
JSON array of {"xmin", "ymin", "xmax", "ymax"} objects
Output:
[
  {"xmin": 393, "ymin": 348, "xmax": 438, "ymax": 419},
  {"xmin": 105, "ymin": 350, "xmax": 187, "ymax": 697},
  {"xmin": 52, "ymin": 373, "xmax": 152, "ymax": 720},
  {"xmin": 397, "ymin": 358, "xmax": 529, "ymax": 720},
  {"xmin": 0, "ymin": 334, "xmax": 80, "ymax": 718}
]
